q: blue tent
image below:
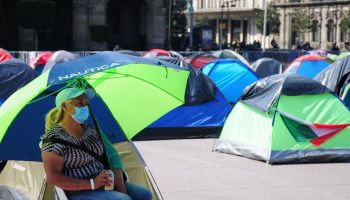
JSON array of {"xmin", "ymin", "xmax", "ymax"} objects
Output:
[
  {"xmin": 284, "ymin": 54, "xmax": 331, "ymax": 78},
  {"xmin": 202, "ymin": 59, "xmax": 258, "ymax": 103},
  {"xmin": 0, "ymin": 59, "xmax": 36, "ymax": 101}
]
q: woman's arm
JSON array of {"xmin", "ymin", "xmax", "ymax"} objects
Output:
[
  {"xmin": 42, "ymin": 152, "xmax": 111, "ymax": 191},
  {"xmin": 98, "ymin": 132, "xmax": 127, "ymax": 193},
  {"xmin": 113, "ymin": 168, "xmax": 127, "ymax": 193}
]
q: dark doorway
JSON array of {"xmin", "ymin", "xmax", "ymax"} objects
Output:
[
  {"xmin": 15, "ymin": 0, "xmax": 73, "ymax": 50},
  {"xmin": 231, "ymin": 20, "xmax": 241, "ymax": 43},
  {"xmin": 107, "ymin": 0, "xmax": 147, "ymax": 50},
  {"xmin": 0, "ymin": 0, "xmax": 19, "ymax": 50},
  {"xmin": 37, "ymin": 0, "xmax": 73, "ymax": 50},
  {"xmin": 51, "ymin": 0, "xmax": 73, "ymax": 50},
  {"xmin": 243, "ymin": 20, "xmax": 248, "ymax": 43},
  {"xmin": 292, "ymin": 31, "xmax": 299, "ymax": 46}
]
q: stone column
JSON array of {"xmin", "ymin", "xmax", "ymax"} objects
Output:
[
  {"xmin": 336, "ymin": 18, "xmax": 341, "ymax": 46},
  {"xmin": 279, "ymin": 9, "xmax": 285, "ymax": 49},
  {"xmin": 247, "ymin": 17, "xmax": 252, "ymax": 44},
  {"xmin": 72, "ymin": 0, "xmax": 89, "ymax": 50},
  {"xmin": 320, "ymin": 9, "xmax": 328, "ymax": 50},
  {"xmin": 90, "ymin": 0, "xmax": 106, "ymax": 25},
  {"xmin": 89, "ymin": 0, "xmax": 108, "ymax": 50},
  {"xmin": 146, "ymin": 0, "xmax": 166, "ymax": 49},
  {"xmin": 285, "ymin": 12, "xmax": 291, "ymax": 49},
  {"xmin": 19, "ymin": 28, "xmax": 37, "ymax": 50},
  {"xmin": 240, "ymin": 19, "xmax": 243, "ymax": 42},
  {"xmin": 227, "ymin": 18, "xmax": 231, "ymax": 46},
  {"xmin": 251, "ymin": 15, "xmax": 257, "ymax": 42},
  {"xmin": 216, "ymin": 18, "xmax": 220, "ymax": 44}
]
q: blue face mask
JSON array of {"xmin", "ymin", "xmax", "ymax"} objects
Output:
[{"xmin": 72, "ymin": 106, "xmax": 90, "ymax": 124}]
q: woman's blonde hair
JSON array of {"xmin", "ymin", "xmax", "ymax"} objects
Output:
[{"xmin": 45, "ymin": 107, "xmax": 64, "ymax": 130}]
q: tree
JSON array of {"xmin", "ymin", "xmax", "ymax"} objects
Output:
[
  {"xmin": 256, "ymin": 4, "xmax": 280, "ymax": 35},
  {"xmin": 169, "ymin": 0, "xmax": 187, "ymax": 50},
  {"xmin": 340, "ymin": 15, "xmax": 350, "ymax": 42},
  {"xmin": 291, "ymin": 9, "xmax": 313, "ymax": 41},
  {"xmin": 340, "ymin": 15, "xmax": 350, "ymax": 31},
  {"xmin": 195, "ymin": 15, "xmax": 209, "ymax": 27},
  {"xmin": 171, "ymin": 1, "xmax": 187, "ymax": 36}
]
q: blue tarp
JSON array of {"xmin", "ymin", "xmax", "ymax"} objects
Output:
[
  {"xmin": 0, "ymin": 59, "xmax": 36, "ymax": 101},
  {"xmin": 202, "ymin": 59, "xmax": 258, "ymax": 103}
]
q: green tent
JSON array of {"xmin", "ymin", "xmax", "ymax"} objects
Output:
[
  {"xmin": 326, "ymin": 53, "xmax": 338, "ymax": 62},
  {"xmin": 215, "ymin": 74, "xmax": 350, "ymax": 164},
  {"xmin": 336, "ymin": 52, "xmax": 350, "ymax": 60}
]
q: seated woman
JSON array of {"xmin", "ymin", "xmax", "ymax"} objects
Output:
[{"xmin": 41, "ymin": 87, "xmax": 152, "ymax": 200}]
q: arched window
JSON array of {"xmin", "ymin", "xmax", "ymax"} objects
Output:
[
  {"xmin": 327, "ymin": 19, "xmax": 335, "ymax": 42},
  {"xmin": 312, "ymin": 20, "xmax": 319, "ymax": 42},
  {"xmin": 341, "ymin": 29, "xmax": 349, "ymax": 42}
]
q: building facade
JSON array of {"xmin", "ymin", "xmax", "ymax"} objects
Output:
[
  {"xmin": 0, "ymin": 0, "xmax": 167, "ymax": 51},
  {"xmin": 188, "ymin": 0, "xmax": 272, "ymax": 49},
  {"xmin": 275, "ymin": 0, "xmax": 350, "ymax": 50}
]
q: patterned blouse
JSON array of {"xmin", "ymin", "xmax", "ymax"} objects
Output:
[{"xmin": 41, "ymin": 124, "xmax": 106, "ymax": 197}]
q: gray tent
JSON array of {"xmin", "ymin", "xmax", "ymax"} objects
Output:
[
  {"xmin": 314, "ymin": 55, "xmax": 350, "ymax": 95},
  {"xmin": 251, "ymin": 58, "xmax": 282, "ymax": 78},
  {"xmin": 0, "ymin": 59, "xmax": 36, "ymax": 102}
]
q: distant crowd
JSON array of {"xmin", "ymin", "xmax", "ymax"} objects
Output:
[{"xmin": 188, "ymin": 38, "xmax": 349, "ymax": 52}]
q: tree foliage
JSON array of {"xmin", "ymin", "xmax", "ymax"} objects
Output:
[
  {"xmin": 256, "ymin": 4, "xmax": 280, "ymax": 34},
  {"xmin": 340, "ymin": 15, "xmax": 350, "ymax": 31},
  {"xmin": 168, "ymin": 0, "xmax": 187, "ymax": 50},
  {"xmin": 170, "ymin": 1, "xmax": 187, "ymax": 36},
  {"xmin": 291, "ymin": 9, "xmax": 313, "ymax": 34},
  {"xmin": 195, "ymin": 15, "xmax": 209, "ymax": 27}
]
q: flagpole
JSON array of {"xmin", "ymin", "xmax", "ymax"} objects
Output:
[{"xmin": 262, "ymin": 0, "xmax": 268, "ymax": 52}]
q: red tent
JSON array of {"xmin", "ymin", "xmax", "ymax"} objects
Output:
[
  {"xmin": 143, "ymin": 49, "xmax": 170, "ymax": 58},
  {"xmin": 0, "ymin": 48, "xmax": 13, "ymax": 63},
  {"xmin": 29, "ymin": 51, "xmax": 53, "ymax": 68},
  {"xmin": 184, "ymin": 54, "xmax": 217, "ymax": 69}
]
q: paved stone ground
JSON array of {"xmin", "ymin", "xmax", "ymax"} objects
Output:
[{"xmin": 134, "ymin": 139, "xmax": 350, "ymax": 200}]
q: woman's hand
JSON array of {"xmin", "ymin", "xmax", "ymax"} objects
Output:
[{"xmin": 93, "ymin": 170, "xmax": 113, "ymax": 189}]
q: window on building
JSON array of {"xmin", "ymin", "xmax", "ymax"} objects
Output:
[
  {"xmin": 292, "ymin": 31, "xmax": 299, "ymax": 46},
  {"xmin": 231, "ymin": 20, "xmax": 241, "ymax": 43},
  {"xmin": 327, "ymin": 19, "xmax": 334, "ymax": 42},
  {"xmin": 312, "ymin": 20, "xmax": 319, "ymax": 42},
  {"xmin": 289, "ymin": 0, "xmax": 300, "ymax": 3},
  {"xmin": 341, "ymin": 29, "xmax": 348, "ymax": 42}
]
